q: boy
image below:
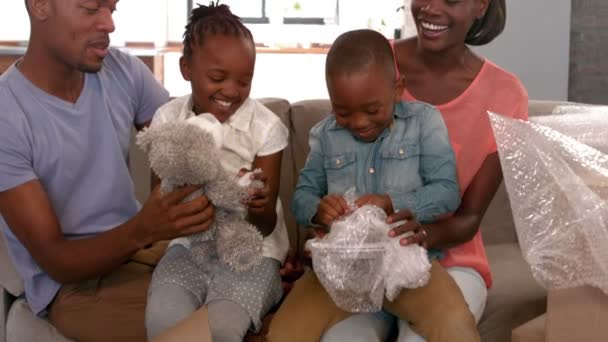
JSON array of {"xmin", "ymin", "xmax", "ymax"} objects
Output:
[{"xmin": 267, "ymin": 29, "xmax": 480, "ymax": 342}]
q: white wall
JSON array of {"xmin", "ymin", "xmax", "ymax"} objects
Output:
[
  {"xmin": 243, "ymin": 0, "xmax": 573, "ymax": 102},
  {"xmin": 472, "ymin": 1, "xmax": 571, "ymax": 101},
  {"xmin": 0, "ymin": 2, "xmax": 30, "ymax": 41},
  {"xmin": 165, "ymin": 52, "xmax": 329, "ymax": 102}
]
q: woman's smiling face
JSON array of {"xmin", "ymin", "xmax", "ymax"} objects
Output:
[{"xmin": 411, "ymin": 0, "xmax": 488, "ymax": 52}]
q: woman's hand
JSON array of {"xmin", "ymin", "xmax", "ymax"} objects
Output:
[
  {"xmin": 355, "ymin": 194, "xmax": 394, "ymax": 215},
  {"xmin": 387, "ymin": 209, "xmax": 430, "ymax": 248}
]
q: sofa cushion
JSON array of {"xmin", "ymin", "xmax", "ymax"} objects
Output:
[
  {"xmin": 480, "ymin": 100, "xmax": 600, "ymax": 246},
  {"xmin": 289, "ymin": 99, "xmax": 332, "ymax": 174},
  {"xmin": 479, "ymin": 243, "xmax": 547, "ymax": 342},
  {"xmin": 528, "ymin": 100, "xmax": 583, "ymax": 117},
  {"xmin": 1, "ymin": 289, "xmax": 11, "ymax": 342},
  {"xmin": 511, "ymin": 313, "xmax": 546, "ymax": 342},
  {"xmin": 6, "ymin": 298, "xmax": 72, "ymax": 342},
  {"xmin": 286, "ymin": 99, "xmax": 332, "ymax": 255},
  {"xmin": 0, "ymin": 233, "xmax": 23, "ymax": 297},
  {"xmin": 259, "ymin": 98, "xmax": 300, "ymax": 257}
]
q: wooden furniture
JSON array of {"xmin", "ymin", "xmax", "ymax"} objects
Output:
[
  {"xmin": 0, "ymin": 42, "xmax": 329, "ymax": 86},
  {"xmin": 0, "ymin": 44, "xmax": 167, "ymax": 84}
]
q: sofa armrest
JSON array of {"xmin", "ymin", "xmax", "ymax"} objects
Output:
[
  {"xmin": 0, "ymin": 286, "xmax": 16, "ymax": 342},
  {"xmin": 0, "ymin": 234, "xmax": 24, "ymax": 297}
]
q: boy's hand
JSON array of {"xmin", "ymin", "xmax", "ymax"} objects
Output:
[
  {"xmin": 238, "ymin": 168, "xmax": 270, "ymax": 215},
  {"xmin": 355, "ymin": 194, "xmax": 394, "ymax": 215},
  {"xmin": 313, "ymin": 194, "xmax": 350, "ymax": 227}
]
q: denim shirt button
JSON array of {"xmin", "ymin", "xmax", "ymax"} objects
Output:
[
  {"xmin": 399, "ymin": 148, "xmax": 405, "ymax": 155},
  {"xmin": 336, "ymin": 159, "xmax": 341, "ymax": 166},
  {"xmin": 368, "ymin": 167, "xmax": 375, "ymax": 174}
]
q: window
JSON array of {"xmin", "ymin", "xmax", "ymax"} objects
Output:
[
  {"xmin": 188, "ymin": 0, "xmax": 269, "ymax": 24},
  {"xmin": 187, "ymin": 0, "xmax": 338, "ymax": 25},
  {"xmin": 282, "ymin": 0, "xmax": 339, "ymax": 25}
]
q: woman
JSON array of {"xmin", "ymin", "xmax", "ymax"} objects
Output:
[{"xmin": 322, "ymin": 0, "xmax": 529, "ymax": 341}]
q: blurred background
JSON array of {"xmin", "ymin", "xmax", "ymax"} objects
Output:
[{"xmin": 0, "ymin": 1, "xmax": 606, "ymax": 104}]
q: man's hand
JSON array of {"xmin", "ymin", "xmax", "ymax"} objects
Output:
[
  {"xmin": 131, "ymin": 185, "xmax": 215, "ymax": 248},
  {"xmin": 313, "ymin": 194, "xmax": 351, "ymax": 227},
  {"xmin": 0, "ymin": 180, "xmax": 214, "ymax": 283},
  {"xmin": 354, "ymin": 194, "xmax": 394, "ymax": 215}
]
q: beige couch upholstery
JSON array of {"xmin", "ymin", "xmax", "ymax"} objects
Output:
[{"xmin": 0, "ymin": 98, "xmax": 589, "ymax": 342}]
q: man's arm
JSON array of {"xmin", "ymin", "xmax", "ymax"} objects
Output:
[{"xmin": 0, "ymin": 179, "xmax": 214, "ymax": 283}]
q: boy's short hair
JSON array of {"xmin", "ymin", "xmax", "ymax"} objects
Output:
[{"xmin": 325, "ymin": 29, "xmax": 396, "ymax": 81}]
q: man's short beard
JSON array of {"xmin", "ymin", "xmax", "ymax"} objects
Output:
[{"xmin": 77, "ymin": 62, "xmax": 102, "ymax": 74}]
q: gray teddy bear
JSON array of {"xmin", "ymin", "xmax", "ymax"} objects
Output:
[{"xmin": 136, "ymin": 115, "xmax": 264, "ymax": 272}]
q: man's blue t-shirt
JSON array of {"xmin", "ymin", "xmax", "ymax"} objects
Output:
[{"xmin": 0, "ymin": 48, "xmax": 169, "ymax": 314}]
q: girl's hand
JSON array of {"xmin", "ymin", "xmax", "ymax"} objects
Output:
[
  {"xmin": 387, "ymin": 209, "xmax": 430, "ymax": 248},
  {"xmin": 239, "ymin": 168, "xmax": 270, "ymax": 215},
  {"xmin": 314, "ymin": 194, "xmax": 350, "ymax": 227},
  {"xmin": 355, "ymin": 194, "xmax": 394, "ymax": 215}
]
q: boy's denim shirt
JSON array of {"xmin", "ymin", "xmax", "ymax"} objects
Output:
[{"xmin": 292, "ymin": 100, "xmax": 461, "ymax": 228}]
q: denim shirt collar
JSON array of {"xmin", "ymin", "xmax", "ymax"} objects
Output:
[{"xmin": 327, "ymin": 101, "xmax": 414, "ymax": 140}]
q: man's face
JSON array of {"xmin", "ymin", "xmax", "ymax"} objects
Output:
[
  {"xmin": 327, "ymin": 64, "xmax": 403, "ymax": 142},
  {"xmin": 180, "ymin": 34, "xmax": 255, "ymax": 123},
  {"xmin": 41, "ymin": 0, "xmax": 117, "ymax": 73}
]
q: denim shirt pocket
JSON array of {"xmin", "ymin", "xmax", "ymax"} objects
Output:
[
  {"xmin": 380, "ymin": 142, "xmax": 423, "ymax": 193},
  {"xmin": 324, "ymin": 152, "xmax": 357, "ymax": 194}
]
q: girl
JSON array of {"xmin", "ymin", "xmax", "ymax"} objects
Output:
[{"xmin": 144, "ymin": 3, "xmax": 289, "ymax": 341}]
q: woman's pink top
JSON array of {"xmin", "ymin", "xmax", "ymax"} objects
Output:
[{"xmin": 400, "ymin": 59, "xmax": 529, "ymax": 288}]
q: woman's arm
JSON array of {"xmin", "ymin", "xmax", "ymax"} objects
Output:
[{"xmin": 389, "ymin": 152, "xmax": 503, "ymax": 249}]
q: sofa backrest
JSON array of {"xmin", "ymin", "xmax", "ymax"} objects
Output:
[
  {"xmin": 0, "ymin": 233, "xmax": 24, "ymax": 296},
  {"xmin": 257, "ymin": 98, "xmax": 299, "ymax": 257},
  {"xmin": 0, "ymin": 97, "xmax": 597, "ymax": 299},
  {"xmin": 284, "ymin": 100, "xmax": 333, "ymax": 255},
  {"xmin": 281, "ymin": 99, "xmax": 522, "ymax": 249},
  {"xmin": 469, "ymin": 99, "xmax": 599, "ymax": 245},
  {"xmin": 280, "ymin": 99, "xmax": 597, "ymax": 249},
  {"xmin": 114, "ymin": 98, "xmax": 608, "ymax": 255}
]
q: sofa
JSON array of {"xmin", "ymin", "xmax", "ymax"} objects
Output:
[{"xmin": 0, "ymin": 98, "xmax": 593, "ymax": 342}]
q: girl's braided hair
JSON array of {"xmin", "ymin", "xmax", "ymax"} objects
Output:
[{"xmin": 182, "ymin": 1, "xmax": 253, "ymax": 58}]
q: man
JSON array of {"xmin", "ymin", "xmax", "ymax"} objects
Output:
[{"xmin": 0, "ymin": 1, "xmax": 215, "ymax": 341}]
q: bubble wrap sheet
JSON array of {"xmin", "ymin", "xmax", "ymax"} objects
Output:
[
  {"xmin": 489, "ymin": 106, "xmax": 608, "ymax": 294},
  {"xmin": 308, "ymin": 190, "xmax": 431, "ymax": 312}
]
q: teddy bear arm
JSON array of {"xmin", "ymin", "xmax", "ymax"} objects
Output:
[{"xmin": 205, "ymin": 171, "xmax": 249, "ymax": 209}]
